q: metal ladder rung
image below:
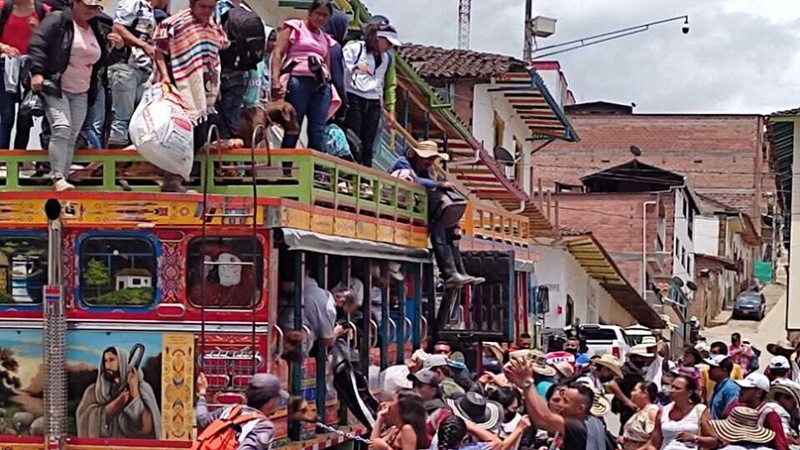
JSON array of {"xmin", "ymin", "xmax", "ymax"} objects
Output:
[{"xmin": 203, "ymin": 261, "xmax": 256, "ymax": 266}]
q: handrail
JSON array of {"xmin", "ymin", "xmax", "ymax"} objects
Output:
[{"xmin": 0, "ymin": 148, "xmax": 428, "ymax": 226}]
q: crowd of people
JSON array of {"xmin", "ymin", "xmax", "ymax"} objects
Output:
[
  {"xmin": 1, "ymin": 0, "xmax": 402, "ymax": 191},
  {"xmin": 368, "ymin": 332, "xmax": 800, "ymax": 450}
]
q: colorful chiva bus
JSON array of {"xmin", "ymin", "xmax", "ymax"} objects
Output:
[{"xmin": 0, "ymin": 145, "xmax": 536, "ymax": 450}]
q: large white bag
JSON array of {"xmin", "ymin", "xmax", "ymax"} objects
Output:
[{"xmin": 130, "ymin": 83, "xmax": 194, "ymax": 180}]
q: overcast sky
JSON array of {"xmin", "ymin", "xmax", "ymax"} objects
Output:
[{"xmin": 364, "ymin": 0, "xmax": 800, "ymax": 114}]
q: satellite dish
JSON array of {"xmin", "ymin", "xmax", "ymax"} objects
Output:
[
  {"xmin": 671, "ymin": 276, "xmax": 684, "ymax": 288},
  {"xmin": 686, "ymin": 281, "xmax": 698, "ymax": 291},
  {"xmin": 494, "ymin": 146, "xmax": 517, "ymax": 166},
  {"xmin": 630, "ymin": 145, "xmax": 642, "ymax": 157}
]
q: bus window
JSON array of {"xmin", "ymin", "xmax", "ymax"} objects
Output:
[
  {"xmin": 186, "ymin": 237, "xmax": 263, "ymax": 309},
  {"xmin": 0, "ymin": 235, "xmax": 46, "ymax": 304},
  {"xmin": 79, "ymin": 235, "xmax": 157, "ymax": 307}
]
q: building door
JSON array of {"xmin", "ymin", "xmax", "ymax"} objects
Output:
[{"xmin": 566, "ymin": 295, "xmax": 575, "ymax": 326}]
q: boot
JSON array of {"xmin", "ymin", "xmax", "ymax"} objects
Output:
[
  {"xmin": 161, "ymin": 173, "xmax": 187, "ymax": 193},
  {"xmin": 432, "ymin": 237, "xmax": 471, "ymax": 288},
  {"xmin": 451, "ymin": 239, "xmax": 485, "ymax": 285}
]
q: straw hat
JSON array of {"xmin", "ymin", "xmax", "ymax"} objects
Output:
[
  {"xmin": 446, "ymin": 391, "xmax": 501, "ymax": 430},
  {"xmin": 552, "ymin": 361, "xmax": 575, "ymax": 379},
  {"xmin": 483, "ymin": 342, "xmax": 504, "ymax": 362},
  {"xmin": 573, "ymin": 379, "xmax": 610, "ymax": 417},
  {"xmin": 408, "ymin": 140, "xmax": 450, "ymax": 161},
  {"xmin": 767, "ymin": 340, "xmax": 795, "ymax": 357},
  {"xmin": 628, "ymin": 344, "xmax": 655, "ymax": 358},
  {"xmin": 709, "ymin": 406, "xmax": 775, "ymax": 444},
  {"xmin": 768, "ymin": 380, "xmax": 800, "ymax": 408},
  {"xmin": 592, "ymin": 354, "xmax": 623, "ymax": 379}
]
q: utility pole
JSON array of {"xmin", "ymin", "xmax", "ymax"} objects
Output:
[
  {"xmin": 523, "ymin": 0, "xmax": 533, "ymax": 64},
  {"xmin": 458, "ymin": 0, "xmax": 471, "ymax": 50}
]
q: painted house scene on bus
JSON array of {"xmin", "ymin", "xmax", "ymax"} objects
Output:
[
  {"xmin": 78, "ymin": 235, "xmax": 159, "ymax": 307},
  {"xmin": 0, "ymin": 236, "xmax": 46, "ymax": 305}
]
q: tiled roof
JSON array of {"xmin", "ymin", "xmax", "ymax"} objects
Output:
[
  {"xmin": 397, "ymin": 44, "xmax": 527, "ymax": 79},
  {"xmin": 772, "ymin": 107, "xmax": 800, "ymax": 116}
]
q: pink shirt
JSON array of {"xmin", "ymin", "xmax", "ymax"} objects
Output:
[
  {"xmin": 61, "ymin": 22, "xmax": 101, "ymax": 94},
  {"xmin": 282, "ymin": 19, "xmax": 334, "ymax": 77}
]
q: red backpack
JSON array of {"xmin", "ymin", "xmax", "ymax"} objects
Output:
[{"xmin": 191, "ymin": 405, "xmax": 267, "ymax": 450}]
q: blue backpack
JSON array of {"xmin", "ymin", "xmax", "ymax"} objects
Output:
[{"xmin": 323, "ymin": 124, "xmax": 354, "ymax": 161}]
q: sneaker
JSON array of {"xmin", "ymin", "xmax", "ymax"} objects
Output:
[{"xmin": 54, "ymin": 178, "xmax": 74, "ymax": 192}]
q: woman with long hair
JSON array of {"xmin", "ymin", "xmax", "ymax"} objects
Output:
[
  {"xmin": 620, "ymin": 381, "xmax": 659, "ymax": 450},
  {"xmin": 342, "ymin": 19, "xmax": 399, "ymax": 167},
  {"xmin": 639, "ymin": 375, "xmax": 716, "ymax": 450},
  {"xmin": 370, "ymin": 388, "xmax": 429, "ymax": 450}
]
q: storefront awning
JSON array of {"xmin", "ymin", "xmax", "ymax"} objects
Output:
[{"xmin": 277, "ymin": 228, "xmax": 431, "ymax": 263}]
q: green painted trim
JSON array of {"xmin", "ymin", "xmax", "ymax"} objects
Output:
[{"xmin": 0, "ymin": 150, "xmax": 428, "ymax": 225}]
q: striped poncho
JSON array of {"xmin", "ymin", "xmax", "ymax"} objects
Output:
[{"xmin": 153, "ymin": 8, "xmax": 229, "ymax": 123}]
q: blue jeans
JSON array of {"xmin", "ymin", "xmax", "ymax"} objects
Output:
[
  {"xmin": 218, "ymin": 70, "xmax": 246, "ymax": 139},
  {"xmin": 81, "ymin": 83, "xmax": 106, "ymax": 149},
  {"xmin": 280, "ymin": 76, "xmax": 331, "ymax": 151},
  {"xmin": 108, "ymin": 63, "xmax": 149, "ymax": 146}
]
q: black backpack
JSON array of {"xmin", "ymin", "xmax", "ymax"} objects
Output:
[{"xmin": 220, "ymin": 5, "xmax": 265, "ymax": 71}]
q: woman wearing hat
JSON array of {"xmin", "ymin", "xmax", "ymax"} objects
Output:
[
  {"xmin": 389, "ymin": 141, "xmax": 481, "ymax": 288},
  {"xmin": 342, "ymin": 19, "xmax": 400, "ymax": 168},
  {"xmin": 767, "ymin": 381, "xmax": 800, "ymax": 445},
  {"xmin": 708, "ymin": 406, "xmax": 777, "ymax": 450}
]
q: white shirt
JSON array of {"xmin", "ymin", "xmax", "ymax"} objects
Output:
[{"xmin": 343, "ymin": 41, "xmax": 391, "ymax": 101}]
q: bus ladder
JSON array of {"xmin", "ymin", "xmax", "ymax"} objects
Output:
[{"xmin": 198, "ymin": 125, "xmax": 267, "ymax": 385}]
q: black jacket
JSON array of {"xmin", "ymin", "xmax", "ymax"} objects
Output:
[{"xmin": 27, "ymin": 8, "xmax": 109, "ymax": 106}]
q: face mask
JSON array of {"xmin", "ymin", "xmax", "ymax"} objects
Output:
[
  {"xmin": 504, "ymin": 410, "xmax": 518, "ymax": 423},
  {"xmin": 565, "ymin": 347, "xmax": 578, "ymax": 355},
  {"xmin": 632, "ymin": 360, "xmax": 648, "ymax": 369},
  {"xmin": 599, "ymin": 373, "xmax": 615, "ymax": 383}
]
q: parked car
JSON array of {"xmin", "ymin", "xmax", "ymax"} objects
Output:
[
  {"xmin": 732, "ymin": 290, "xmax": 766, "ymax": 320},
  {"xmin": 624, "ymin": 324, "xmax": 655, "ymax": 346},
  {"xmin": 564, "ymin": 324, "xmax": 631, "ymax": 360}
]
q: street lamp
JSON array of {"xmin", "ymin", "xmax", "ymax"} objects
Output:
[{"xmin": 524, "ymin": 10, "xmax": 690, "ymax": 63}]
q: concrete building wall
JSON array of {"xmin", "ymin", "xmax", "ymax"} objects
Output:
[
  {"xmin": 673, "ymin": 190, "xmax": 696, "ymax": 290},
  {"xmin": 695, "ymin": 216, "xmax": 721, "ymax": 256},
  {"xmin": 533, "ymin": 246, "xmax": 636, "ymax": 329}
]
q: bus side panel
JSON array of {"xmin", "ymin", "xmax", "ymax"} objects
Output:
[
  {"xmin": 0, "ymin": 329, "xmax": 44, "ymax": 446},
  {"xmin": 66, "ymin": 330, "xmax": 194, "ymax": 442}
]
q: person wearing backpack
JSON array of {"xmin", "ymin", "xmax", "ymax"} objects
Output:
[
  {"xmin": 215, "ymin": 0, "xmax": 265, "ymax": 139},
  {"xmin": 194, "ymin": 372, "xmax": 287, "ymax": 450},
  {"xmin": 342, "ymin": 20, "xmax": 400, "ymax": 168},
  {"xmin": 107, "ymin": 0, "xmax": 167, "ymax": 148},
  {"xmin": 0, "ymin": 0, "xmax": 50, "ymax": 150}
]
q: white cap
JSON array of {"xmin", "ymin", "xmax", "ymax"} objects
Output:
[
  {"xmin": 695, "ymin": 342, "xmax": 709, "ymax": 352},
  {"xmin": 704, "ymin": 354, "xmax": 728, "ymax": 367},
  {"xmin": 736, "ymin": 372, "xmax": 771, "ymax": 392},
  {"xmin": 770, "ymin": 356, "xmax": 791, "ymax": 370}
]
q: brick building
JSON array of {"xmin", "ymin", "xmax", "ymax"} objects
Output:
[{"xmin": 531, "ymin": 102, "xmax": 774, "ymax": 244}]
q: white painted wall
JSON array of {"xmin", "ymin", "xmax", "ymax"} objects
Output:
[
  {"xmin": 672, "ymin": 189, "xmax": 696, "ymax": 293},
  {"xmin": 789, "ymin": 123, "xmax": 800, "ymax": 330},
  {"xmin": 472, "ymin": 83, "xmax": 536, "ymax": 194},
  {"xmin": 532, "ymin": 245, "xmax": 636, "ymax": 328},
  {"xmin": 694, "ymin": 216, "xmax": 720, "ymax": 256}
]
